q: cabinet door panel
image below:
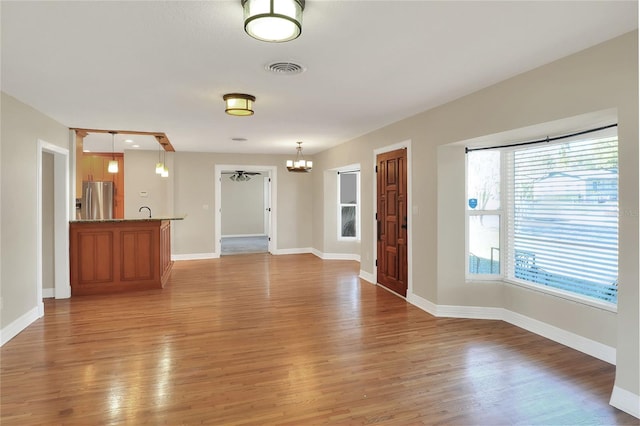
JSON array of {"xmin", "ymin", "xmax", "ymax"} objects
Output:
[
  {"xmin": 121, "ymin": 230, "xmax": 155, "ymax": 281},
  {"xmin": 77, "ymin": 232, "xmax": 114, "ymax": 283}
]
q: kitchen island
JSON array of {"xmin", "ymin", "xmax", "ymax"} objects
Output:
[{"xmin": 69, "ymin": 216, "xmax": 185, "ymax": 295}]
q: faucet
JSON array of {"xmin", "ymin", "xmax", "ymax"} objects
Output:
[{"xmin": 139, "ymin": 206, "xmax": 151, "ymax": 218}]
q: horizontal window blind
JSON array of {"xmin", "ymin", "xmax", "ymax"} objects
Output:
[{"xmin": 506, "ymin": 137, "xmax": 618, "ymax": 304}]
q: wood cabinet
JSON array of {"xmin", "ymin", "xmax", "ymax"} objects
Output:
[
  {"xmin": 70, "ymin": 220, "xmax": 173, "ymax": 295},
  {"xmin": 79, "ymin": 153, "xmax": 124, "ymax": 218}
]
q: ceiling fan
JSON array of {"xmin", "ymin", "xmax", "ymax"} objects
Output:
[{"xmin": 222, "ymin": 170, "xmax": 262, "ymax": 182}]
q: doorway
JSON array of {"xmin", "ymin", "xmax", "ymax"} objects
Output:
[
  {"xmin": 220, "ymin": 169, "xmax": 269, "ymax": 255},
  {"xmin": 214, "ymin": 165, "xmax": 277, "ymax": 256},
  {"xmin": 37, "ymin": 140, "xmax": 71, "ymax": 315},
  {"xmin": 376, "ymin": 146, "xmax": 409, "ymax": 297}
]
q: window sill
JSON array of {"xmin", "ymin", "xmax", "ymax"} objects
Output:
[
  {"xmin": 466, "ymin": 277, "xmax": 617, "ymax": 313},
  {"xmin": 503, "ymin": 278, "xmax": 618, "ymax": 313}
]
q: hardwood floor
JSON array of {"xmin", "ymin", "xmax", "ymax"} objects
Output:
[{"xmin": 1, "ymin": 254, "xmax": 637, "ymax": 425}]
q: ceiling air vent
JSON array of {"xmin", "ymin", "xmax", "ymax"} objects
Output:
[{"xmin": 265, "ymin": 61, "xmax": 306, "ymax": 75}]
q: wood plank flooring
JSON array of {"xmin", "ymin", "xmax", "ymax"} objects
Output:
[{"xmin": 1, "ymin": 254, "xmax": 637, "ymax": 425}]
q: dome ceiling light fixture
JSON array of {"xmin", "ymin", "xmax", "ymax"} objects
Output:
[
  {"xmin": 286, "ymin": 141, "xmax": 312, "ymax": 173},
  {"xmin": 223, "ymin": 93, "xmax": 256, "ymax": 116},
  {"xmin": 242, "ymin": 0, "xmax": 305, "ymax": 43}
]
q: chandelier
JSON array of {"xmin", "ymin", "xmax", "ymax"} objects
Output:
[{"xmin": 286, "ymin": 141, "xmax": 312, "ymax": 173}]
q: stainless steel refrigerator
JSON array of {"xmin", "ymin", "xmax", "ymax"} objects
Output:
[{"xmin": 81, "ymin": 181, "xmax": 114, "ymax": 220}]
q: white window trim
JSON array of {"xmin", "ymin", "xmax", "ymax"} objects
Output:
[
  {"xmin": 466, "ymin": 210, "xmax": 502, "ymax": 281},
  {"xmin": 466, "ymin": 136, "xmax": 618, "ymax": 312},
  {"xmin": 337, "ymin": 169, "xmax": 360, "ymax": 241},
  {"xmin": 465, "ymin": 151, "xmax": 503, "ymax": 281},
  {"xmin": 503, "ymin": 277, "xmax": 617, "ymax": 313}
]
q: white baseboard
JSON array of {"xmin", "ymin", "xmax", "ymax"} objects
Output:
[
  {"xmin": 42, "ymin": 288, "xmax": 55, "ymax": 298},
  {"xmin": 407, "ymin": 293, "xmax": 439, "ymax": 316},
  {"xmin": 1, "ymin": 306, "xmax": 40, "ymax": 347},
  {"xmin": 503, "ymin": 310, "xmax": 616, "ymax": 365},
  {"xmin": 311, "ymin": 249, "xmax": 360, "ymax": 261},
  {"xmin": 273, "ymin": 247, "xmax": 312, "ymax": 255},
  {"xmin": 408, "ymin": 293, "xmax": 616, "ymax": 364},
  {"xmin": 610, "ymin": 385, "xmax": 640, "ymax": 419},
  {"xmin": 359, "ymin": 270, "xmax": 375, "ymax": 284},
  {"xmin": 172, "ymin": 252, "xmax": 219, "ymax": 261},
  {"xmin": 438, "ymin": 304, "xmax": 504, "ymax": 320}
]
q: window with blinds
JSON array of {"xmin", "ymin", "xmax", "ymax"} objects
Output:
[
  {"xmin": 467, "ymin": 130, "xmax": 618, "ymax": 306},
  {"xmin": 506, "ymin": 137, "xmax": 618, "ymax": 304}
]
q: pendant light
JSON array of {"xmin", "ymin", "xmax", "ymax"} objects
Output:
[
  {"xmin": 107, "ymin": 131, "xmax": 118, "ymax": 173},
  {"xmin": 155, "ymin": 143, "xmax": 164, "ymax": 174},
  {"xmin": 161, "ymin": 148, "xmax": 169, "ymax": 178},
  {"xmin": 242, "ymin": 0, "xmax": 305, "ymax": 43},
  {"xmin": 286, "ymin": 141, "xmax": 312, "ymax": 173}
]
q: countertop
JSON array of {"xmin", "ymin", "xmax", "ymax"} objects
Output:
[{"xmin": 71, "ymin": 215, "xmax": 186, "ymax": 223}]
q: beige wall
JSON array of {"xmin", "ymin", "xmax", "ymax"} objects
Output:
[
  {"xmin": 320, "ymin": 169, "xmax": 361, "ymax": 256},
  {"xmin": 221, "ymin": 174, "xmax": 265, "ymax": 236},
  {"xmin": 0, "ymin": 92, "xmax": 69, "ymax": 329},
  {"xmin": 126, "ymin": 151, "xmax": 313, "ymax": 256},
  {"xmin": 313, "ymin": 32, "xmax": 638, "ymax": 397},
  {"xmin": 42, "ymin": 152, "xmax": 54, "ymax": 291},
  {"xmin": 124, "ymin": 150, "xmax": 173, "ymax": 219}
]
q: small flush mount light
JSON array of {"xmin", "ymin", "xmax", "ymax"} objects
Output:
[
  {"xmin": 242, "ymin": 0, "xmax": 305, "ymax": 43},
  {"xmin": 286, "ymin": 141, "xmax": 312, "ymax": 173},
  {"xmin": 223, "ymin": 93, "xmax": 256, "ymax": 116}
]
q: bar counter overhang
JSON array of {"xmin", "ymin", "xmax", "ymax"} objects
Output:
[{"xmin": 69, "ymin": 216, "xmax": 185, "ymax": 296}]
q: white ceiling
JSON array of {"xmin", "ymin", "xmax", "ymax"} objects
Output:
[
  {"xmin": 1, "ymin": 1, "xmax": 637, "ymax": 155},
  {"xmin": 82, "ymin": 133, "xmax": 161, "ymax": 154}
]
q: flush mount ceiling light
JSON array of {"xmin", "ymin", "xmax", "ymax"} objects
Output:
[
  {"xmin": 286, "ymin": 141, "xmax": 312, "ymax": 173},
  {"xmin": 242, "ymin": 0, "xmax": 305, "ymax": 43},
  {"xmin": 223, "ymin": 93, "xmax": 256, "ymax": 116}
]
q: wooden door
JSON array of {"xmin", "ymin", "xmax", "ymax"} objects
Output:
[{"xmin": 376, "ymin": 148, "xmax": 408, "ymax": 297}]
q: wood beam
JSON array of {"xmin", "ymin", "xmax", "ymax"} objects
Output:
[{"xmin": 71, "ymin": 128, "xmax": 175, "ymax": 152}]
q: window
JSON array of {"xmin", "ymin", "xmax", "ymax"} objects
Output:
[
  {"xmin": 339, "ymin": 171, "xmax": 359, "ymax": 239},
  {"xmin": 467, "ymin": 150, "xmax": 501, "ymax": 277},
  {"xmin": 467, "ymin": 131, "xmax": 618, "ymax": 306}
]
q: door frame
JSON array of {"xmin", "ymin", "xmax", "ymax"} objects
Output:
[
  {"xmin": 373, "ymin": 140, "xmax": 412, "ymax": 298},
  {"xmin": 36, "ymin": 139, "xmax": 71, "ymax": 315},
  {"xmin": 214, "ymin": 164, "xmax": 277, "ymax": 256}
]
